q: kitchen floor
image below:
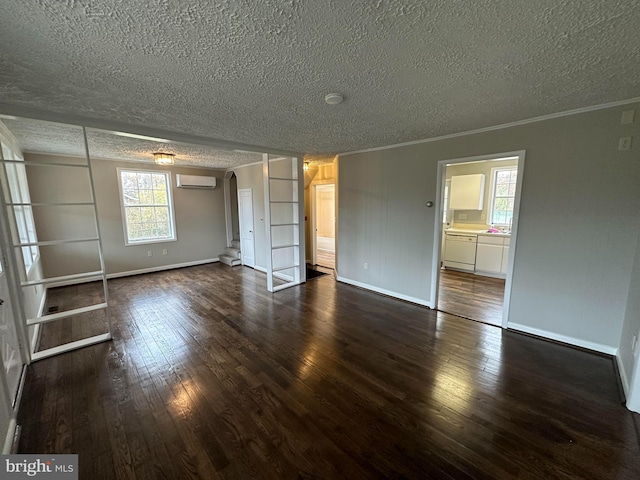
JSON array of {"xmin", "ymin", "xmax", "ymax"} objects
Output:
[{"xmin": 438, "ymin": 269, "xmax": 505, "ymax": 325}]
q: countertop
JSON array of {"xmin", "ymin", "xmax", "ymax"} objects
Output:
[{"xmin": 445, "ymin": 228, "xmax": 511, "ymax": 237}]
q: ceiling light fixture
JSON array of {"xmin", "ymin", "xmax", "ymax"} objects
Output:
[
  {"xmin": 303, "ymin": 162, "xmax": 310, "ymax": 171},
  {"xmin": 324, "ymin": 93, "xmax": 344, "ymax": 105},
  {"xmin": 153, "ymin": 152, "xmax": 175, "ymax": 165}
]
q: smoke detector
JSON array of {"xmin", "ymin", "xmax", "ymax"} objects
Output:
[{"xmin": 325, "ymin": 93, "xmax": 344, "ymax": 105}]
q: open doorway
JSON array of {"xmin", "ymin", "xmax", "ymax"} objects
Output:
[
  {"xmin": 433, "ymin": 151, "xmax": 525, "ymax": 328},
  {"xmin": 312, "ymin": 184, "xmax": 335, "ymax": 269}
]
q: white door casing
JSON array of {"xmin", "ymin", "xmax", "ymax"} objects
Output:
[
  {"xmin": 238, "ymin": 189, "xmax": 255, "ymax": 268},
  {"xmin": 0, "ymin": 266, "xmax": 21, "ymax": 405}
]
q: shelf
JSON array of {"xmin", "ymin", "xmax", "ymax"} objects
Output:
[
  {"xmin": 21, "ymin": 270, "xmax": 104, "ymax": 287},
  {"xmin": 272, "ymin": 264, "xmax": 299, "ymax": 272},
  {"xmin": 14, "ymin": 237, "xmax": 99, "ymax": 247},
  {"xmin": 31, "ymin": 332, "xmax": 112, "ymax": 362},
  {"xmin": 0, "ymin": 159, "xmax": 89, "ymax": 169},
  {"xmin": 272, "ymin": 244, "xmax": 299, "ymax": 250},
  {"xmin": 7, "ymin": 202, "xmax": 94, "ymax": 207},
  {"xmin": 272, "ymin": 281, "xmax": 301, "ymax": 292},
  {"xmin": 26, "ymin": 302, "xmax": 108, "ymax": 326}
]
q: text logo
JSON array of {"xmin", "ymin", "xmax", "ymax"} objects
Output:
[{"xmin": 1, "ymin": 455, "xmax": 78, "ymax": 479}]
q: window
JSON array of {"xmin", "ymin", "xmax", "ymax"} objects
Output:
[
  {"xmin": 1, "ymin": 142, "xmax": 39, "ymax": 272},
  {"xmin": 489, "ymin": 167, "xmax": 517, "ymax": 226},
  {"xmin": 118, "ymin": 169, "xmax": 176, "ymax": 245}
]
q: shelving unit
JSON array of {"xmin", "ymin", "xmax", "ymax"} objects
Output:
[
  {"xmin": 263, "ymin": 154, "xmax": 305, "ymax": 292},
  {"xmin": 0, "ymin": 126, "xmax": 112, "ymax": 362}
]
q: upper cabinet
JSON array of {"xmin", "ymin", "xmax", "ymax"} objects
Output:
[{"xmin": 449, "ymin": 174, "xmax": 485, "ymax": 210}]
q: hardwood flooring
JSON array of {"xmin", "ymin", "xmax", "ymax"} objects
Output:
[
  {"xmin": 438, "ymin": 268, "xmax": 505, "ymax": 325},
  {"xmin": 315, "ymin": 248, "xmax": 335, "ymax": 269},
  {"xmin": 18, "ymin": 264, "xmax": 640, "ymax": 479}
]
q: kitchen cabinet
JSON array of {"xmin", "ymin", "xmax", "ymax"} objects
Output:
[
  {"xmin": 449, "ymin": 174, "xmax": 485, "ymax": 210},
  {"xmin": 500, "ymin": 238, "xmax": 511, "ymax": 275},
  {"xmin": 475, "ymin": 234, "xmax": 509, "ymax": 277}
]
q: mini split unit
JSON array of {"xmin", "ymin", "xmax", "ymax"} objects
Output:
[{"xmin": 176, "ymin": 174, "xmax": 217, "ymax": 189}]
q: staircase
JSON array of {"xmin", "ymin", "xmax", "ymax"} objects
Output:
[{"xmin": 219, "ymin": 239, "xmax": 241, "ymax": 266}]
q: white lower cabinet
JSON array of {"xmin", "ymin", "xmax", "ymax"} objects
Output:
[
  {"xmin": 476, "ymin": 235, "xmax": 509, "ymax": 277},
  {"xmin": 500, "ymin": 240, "xmax": 511, "ymax": 275}
]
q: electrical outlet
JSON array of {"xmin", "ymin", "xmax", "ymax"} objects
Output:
[
  {"xmin": 621, "ymin": 110, "xmax": 635, "ymax": 125},
  {"xmin": 364, "ymin": 262, "xmax": 369, "ymax": 270},
  {"xmin": 162, "ymin": 249, "xmax": 168, "ymax": 255},
  {"xmin": 147, "ymin": 250, "xmax": 152, "ymax": 257},
  {"xmin": 618, "ymin": 136, "xmax": 632, "ymax": 151}
]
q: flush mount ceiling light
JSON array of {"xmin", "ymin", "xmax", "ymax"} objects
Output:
[
  {"xmin": 324, "ymin": 93, "xmax": 344, "ymax": 105},
  {"xmin": 153, "ymin": 152, "xmax": 175, "ymax": 165}
]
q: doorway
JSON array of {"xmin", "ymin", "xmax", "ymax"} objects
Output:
[
  {"xmin": 433, "ymin": 151, "xmax": 525, "ymax": 328},
  {"xmin": 312, "ymin": 184, "xmax": 335, "ymax": 269},
  {"xmin": 238, "ymin": 188, "xmax": 255, "ymax": 268}
]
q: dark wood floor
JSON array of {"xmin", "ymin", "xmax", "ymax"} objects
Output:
[
  {"xmin": 18, "ymin": 264, "xmax": 640, "ymax": 479},
  {"xmin": 439, "ymin": 269, "xmax": 505, "ymax": 325}
]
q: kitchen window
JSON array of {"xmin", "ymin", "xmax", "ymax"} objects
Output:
[
  {"xmin": 118, "ymin": 169, "xmax": 176, "ymax": 245},
  {"xmin": 489, "ymin": 167, "xmax": 517, "ymax": 226}
]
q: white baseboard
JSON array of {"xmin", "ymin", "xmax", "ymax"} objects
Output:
[
  {"xmin": 254, "ymin": 265, "xmax": 267, "ymax": 273},
  {"xmin": 106, "ymin": 258, "xmax": 219, "ymax": 280},
  {"xmin": 46, "ymin": 258, "xmax": 219, "ymax": 288},
  {"xmin": 336, "ymin": 276, "xmax": 433, "ymax": 308},
  {"xmin": 616, "ymin": 354, "xmax": 631, "ymax": 398},
  {"xmin": 508, "ymin": 323, "xmax": 618, "ymax": 356}
]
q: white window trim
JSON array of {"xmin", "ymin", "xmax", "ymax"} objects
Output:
[
  {"xmin": 488, "ymin": 166, "xmax": 517, "ymax": 226},
  {"xmin": 117, "ymin": 168, "xmax": 178, "ymax": 246}
]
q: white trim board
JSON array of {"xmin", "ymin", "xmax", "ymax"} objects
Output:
[
  {"xmin": 508, "ymin": 323, "xmax": 618, "ymax": 356},
  {"xmin": 339, "ymin": 96, "xmax": 640, "ymax": 156},
  {"xmin": 46, "ymin": 258, "xmax": 219, "ymax": 288},
  {"xmin": 336, "ymin": 276, "xmax": 433, "ymax": 308},
  {"xmin": 616, "ymin": 355, "xmax": 631, "ymax": 399}
]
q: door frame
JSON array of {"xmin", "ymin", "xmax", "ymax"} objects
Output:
[
  {"xmin": 237, "ymin": 188, "xmax": 255, "ymax": 268},
  {"xmin": 310, "ymin": 181, "xmax": 336, "ymax": 267},
  {"xmin": 0, "ymin": 197, "xmax": 28, "ymax": 454},
  {"xmin": 430, "ymin": 150, "xmax": 526, "ymax": 329}
]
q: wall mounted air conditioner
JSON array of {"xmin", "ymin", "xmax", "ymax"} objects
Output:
[{"xmin": 176, "ymin": 174, "xmax": 217, "ymax": 189}]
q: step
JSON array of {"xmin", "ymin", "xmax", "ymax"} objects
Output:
[
  {"xmin": 219, "ymin": 254, "xmax": 242, "ymax": 267},
  {"xmin": 231, "ymin": 240, "xmax": 240, "ymax": 249},
  {"xmin": 224, "ymin": 247, "xmax": 241, "ymax": 258}
]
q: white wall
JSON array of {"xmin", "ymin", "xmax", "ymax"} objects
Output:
[
  {"xmin": 338, "ymin": 103, "xmax": 640, "ymax": 352},
  {"xmin": 26, "ymin": 153, "xmax": 227, "ymax": 277}
]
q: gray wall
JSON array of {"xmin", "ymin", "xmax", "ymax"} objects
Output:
[
  {"xmin": 338, "ymin": 102, "xmax": 640, "ymax": 352},
  {"xmin": 25, "ymin": 153, "xmax": 227, "ymax": 277},
  {"xmin": 619, "ymin": 234, "xmax": 640, "ymax": 394}
]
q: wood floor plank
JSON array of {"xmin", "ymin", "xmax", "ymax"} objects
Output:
[{"xmin": 16, "ymin": 263, "xmax": 640, "ymax": 479}]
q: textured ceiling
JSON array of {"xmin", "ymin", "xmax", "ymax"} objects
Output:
[
  {"xmin": 0, "ymin": 117, "xmax": 261, "ymax": 168},
  {"xmin": 1, "ymin": 0, "xmax": 639, "ymax": 159}
]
